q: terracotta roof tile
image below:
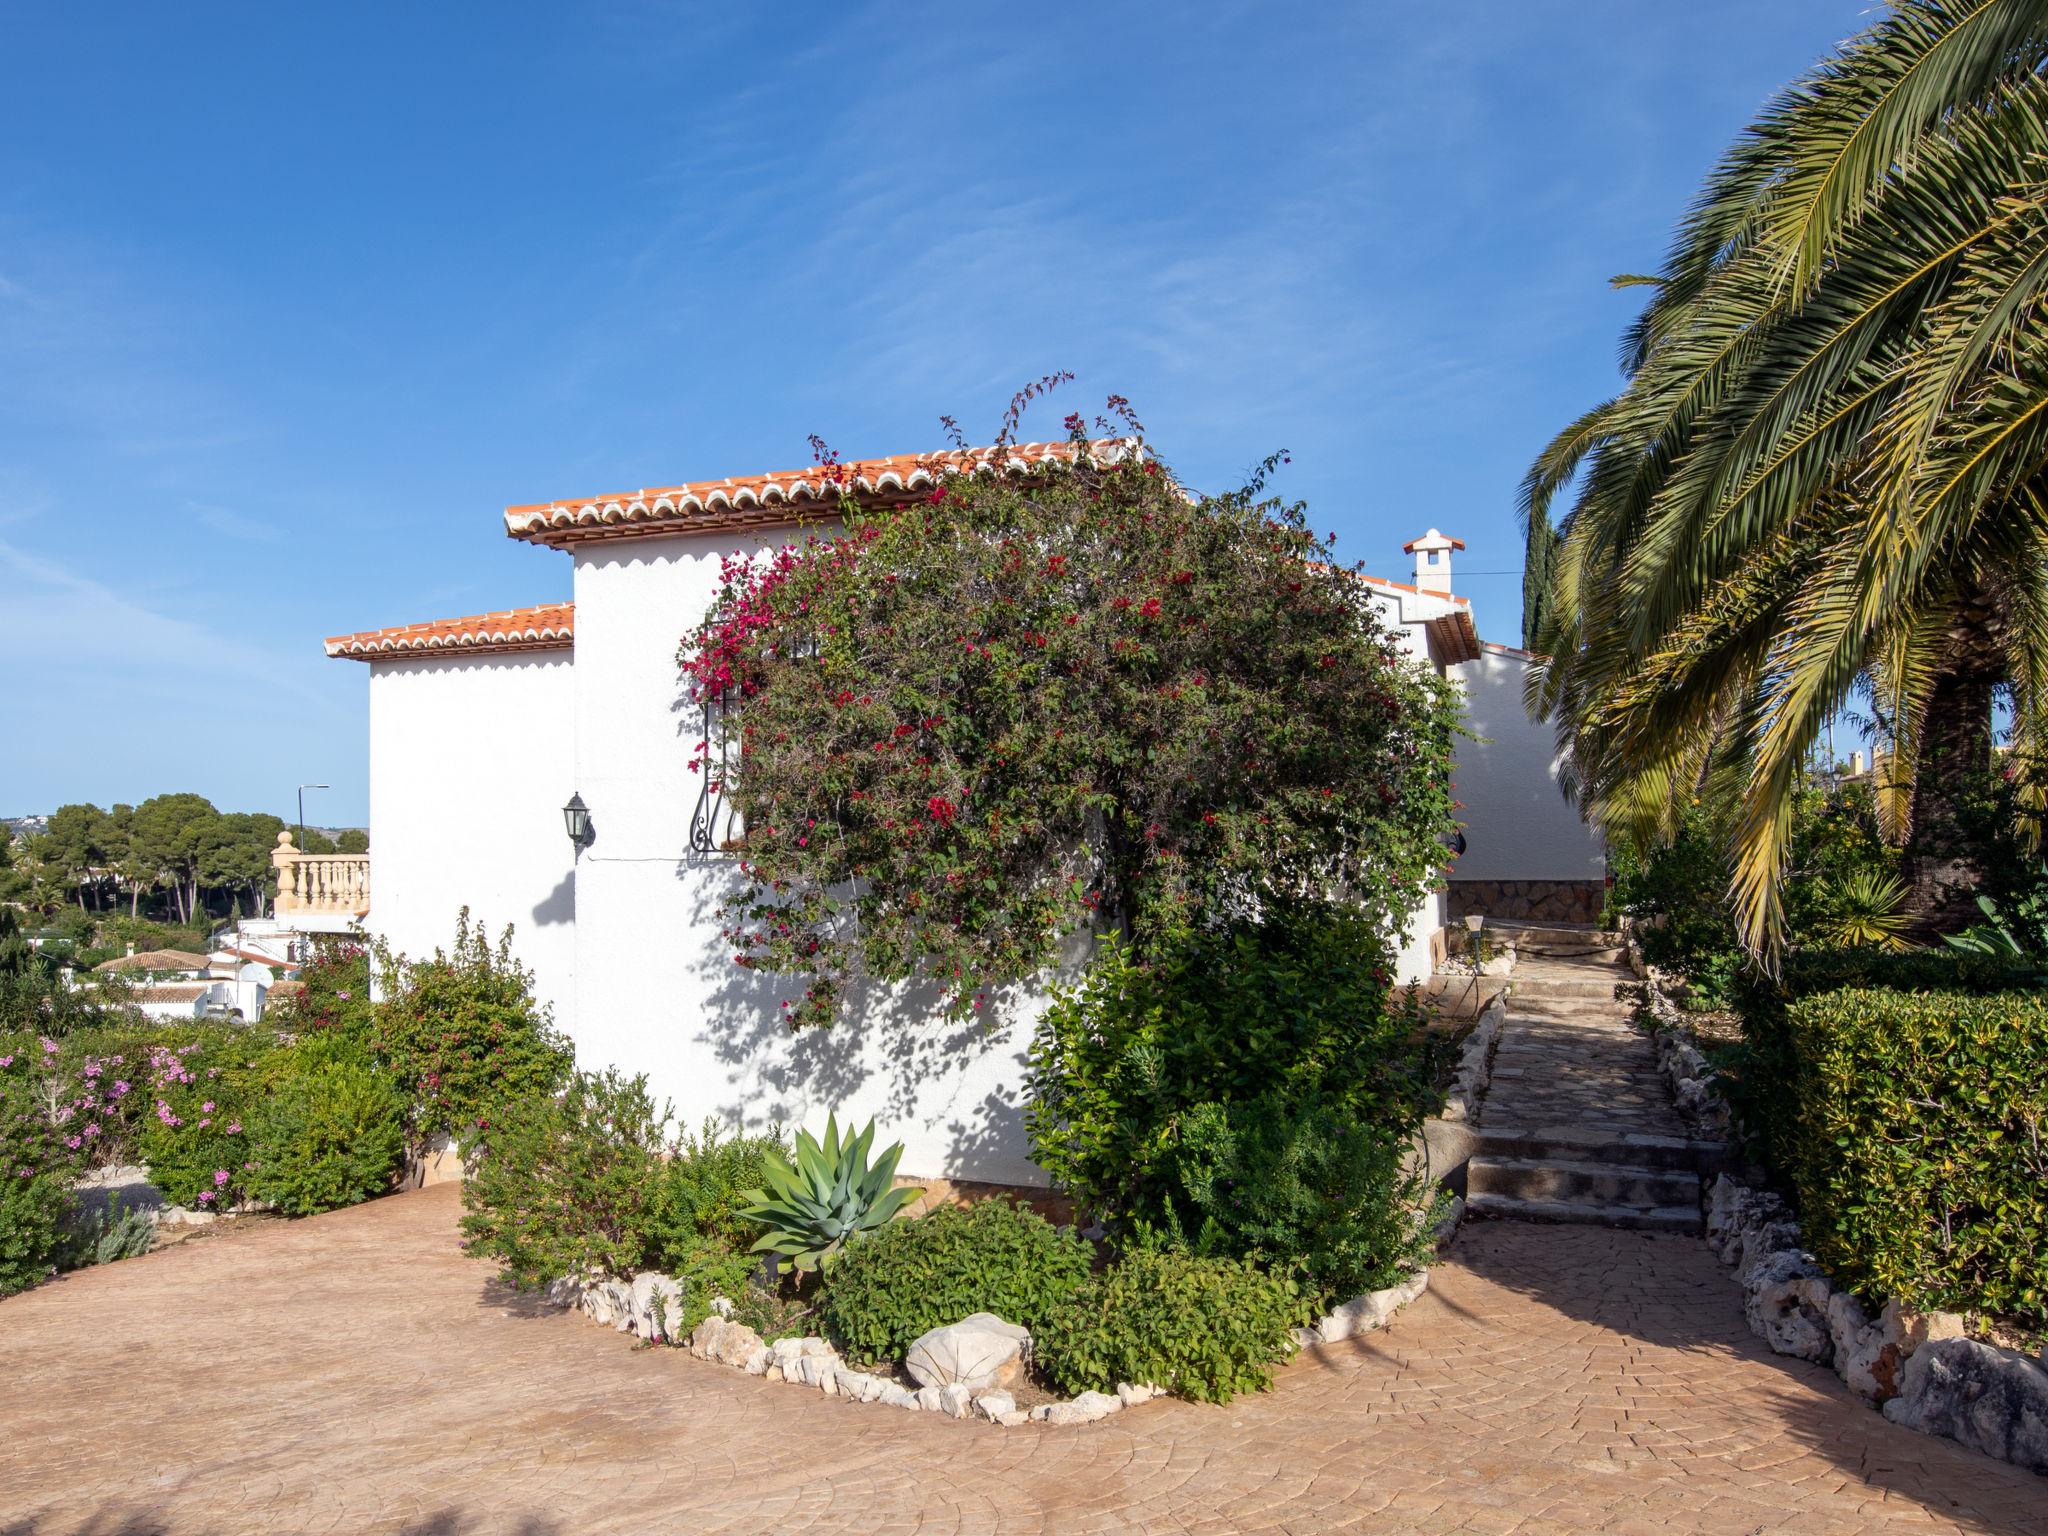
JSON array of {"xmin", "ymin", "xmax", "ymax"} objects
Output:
[
  {"xmin": 503, "ymin": 440, "xmax": 1134, "ymax": 548},
  {"xmin": 325, "ymin": 603, "xmax": 574, "ymax": 661},
  {"xmin": 95, "ymin": 949, "xmax": 210, "ymax": 974}
]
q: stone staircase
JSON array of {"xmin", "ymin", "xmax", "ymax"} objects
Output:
[{"xmin": 1463, "ymin": 931, "xmax": 1720, "ymax": 1235}]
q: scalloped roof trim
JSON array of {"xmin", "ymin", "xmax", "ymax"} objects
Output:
[
  {"xmin": 325, "ymin": 602, "xmax": 574, "ymax": 661},
  {"xmin": 503, "ymin": 440, "xmax": 1137, "ymax": 546}
]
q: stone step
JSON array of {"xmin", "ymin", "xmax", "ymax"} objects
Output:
[
  {"xmin": 1474, "ymin": 1127, "xmax": 1725, "ymax": 1174},
  {"xmin": 1486, "ymin": 923, "xmax": 1627, "ymax": 961},
  {"xmin": 1467, "ymin": 1155, "xmax": 1700, "ymax": 1210},
  {"xmin": 1508, "ymin": 972, "xmax": 1633, "ymax": 1002},
  {"xmin": 1466, "ymin": 1191, "xmax": 1704, "ymax": 1235}
]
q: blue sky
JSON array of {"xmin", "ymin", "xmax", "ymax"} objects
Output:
[{"xmin": 0, "ymin": 2, "xmax": 1869, "ymax": 826}]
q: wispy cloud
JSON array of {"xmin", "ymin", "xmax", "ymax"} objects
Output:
[{"xmin": 187, "ymin": 499, "xmax": 282, "ymax": 543}]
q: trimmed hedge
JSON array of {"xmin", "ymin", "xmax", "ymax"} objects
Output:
[
  {"xmin": 819, "ymin": 1198, "xmax": 1095, "ymax": 1364},
  {"xmin": 1725, "ymin": 948, "xmax": 2024, "ymax": 1172},
  {"xmin": 1774, "ymin": 986, "xmax": 2046, "ymax": 1327}
]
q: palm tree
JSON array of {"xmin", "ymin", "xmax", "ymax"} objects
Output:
[{"xmin": 1525, "ymin": 0, "xmax": 2048, "ymax": 954}]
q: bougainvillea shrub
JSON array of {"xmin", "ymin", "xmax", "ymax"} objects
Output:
[{"xmin": 681, "ymin": 420, "xmax": 1461, "ymax": 1026}]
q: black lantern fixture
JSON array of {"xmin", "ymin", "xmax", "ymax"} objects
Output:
[{"xmin": 562, "ymin": 792, "xmax": 594, "ymax": 852}]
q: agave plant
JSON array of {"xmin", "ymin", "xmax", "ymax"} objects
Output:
[
  {"xmin": 739, "ymin": 1114, "xmax": 920, "ymax": 1272},
  {"xmin": 1814, "ymin": 869, "xmax": 1915, "ymax": 952}
]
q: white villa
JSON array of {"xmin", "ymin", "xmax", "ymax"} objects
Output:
[{"xmin": 324, "ymin": 445, "xmax": 1603, "ymax": 1183}]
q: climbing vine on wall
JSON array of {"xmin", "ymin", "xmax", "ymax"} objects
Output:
[{"xmin": 680, "ymin": 402, "xmax": 1460, "ymax": 1028}]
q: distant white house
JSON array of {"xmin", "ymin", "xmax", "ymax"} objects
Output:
[
  {"xmin": 326, "ymin": 445, "xmax": 1603, "ymax": 1182},
  {"xmin": 90, "ymin": 942, "xmax": 301, "ymax": 1022}
]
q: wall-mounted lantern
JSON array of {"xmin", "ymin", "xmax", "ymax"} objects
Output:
[{"xmin": 562, "ymin": 792, "xmax": 594, "ymax": 853}]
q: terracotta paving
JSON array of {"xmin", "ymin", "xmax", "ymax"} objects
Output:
[{"xmin": 3, "ymin": 1188, "xmax": 2042, "ymax": 1535}]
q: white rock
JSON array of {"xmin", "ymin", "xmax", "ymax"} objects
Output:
[
  {"xmin": 710, "ymin": 1295, "xmax": 735, "ymax": 1318},
  {"xmin": 580, "ymin": 1278, "xmax": 631, "ymax": 1329},
  {"xmin": 914, "ymin": 1385, "xmax": 947, "ymax": 1413},
  {"xmin": 997, "ymin": 1409, "xmax": 1031, "ymax": 1427},
  {"xmin": 835, "ymin": 1367, "xmax": 887, "ymax": 1401},
  {"xmin": 1827, "ymin": 1291, "xmax": 1908, "ymax": 1404},
  {"xmin": 709, "ymin": 1320, "xmax": 764, "ymax": 1368},
  {"xmin": 973, "ymin": 1389, "xmax": 1017, "ymax": 1422},
  {"xmin": 742, "ymin": 1345, "xmax": 772, "ymax": 1376},
  {"xmin": 628, "ymin": 1271, "xmax": 684, "ymax": 1342},
  {"xmin": 1882, "ymin": 1338, "xmax": 2048, "ymax": 1472},
  {"xmin": 1031, "ymin": 1401, "xmax": 1089, "ymax": 1426},
  {"xmin": 690, "ymin": 1315, "xmax": 728, "ymax": 1358},
  {"xmin": 879, "ymin": 1383, "xmax": 919, "ymax": 1409},
  {"xmin": 905, "ymin": 1312, "xmax": 1032, "ymax": 1391},
  {"xmin": 1744, "ymin": 1249, "xmax": 1834, "ymax": 1362},
  {"xmin": 1069, "ymin": 1390, "xmax": 1121, "ymax": 1422},
  {"xmin": 795, "ymin": 1353, "xmax": 840, "ymax": 1391},
  {"xmin": 1115, "ymin": 1382, "xmax": 1160, "ymax": 1407},
  {"xmin": 542, "ymin": 1275, "xmax": 584, "ymax": 1310},
  {"xmin": 937, "ymin": 1383, "xmax": 973, "ymax": 1419},
  {"xmin": 1314, "ymin": 1270, "xmax": 1429, "ymax": 1343}
]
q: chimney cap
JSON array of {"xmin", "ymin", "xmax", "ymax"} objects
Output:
[{"xmin": 1402, "ymin": 528, "xmax": 1466, "ymax": 554}]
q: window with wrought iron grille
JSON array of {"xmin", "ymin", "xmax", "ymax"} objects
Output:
[{"xmin": 688, "ymin": 686, "xmax": 742, "ymax": 854}]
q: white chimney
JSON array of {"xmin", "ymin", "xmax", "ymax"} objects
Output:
[{"xmin": 1402, "ymin": 528, "xmax": 1464, "ymax": 594}]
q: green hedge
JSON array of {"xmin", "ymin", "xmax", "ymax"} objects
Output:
[
  {"xmin": 1726, "ymin": 948, "xmax": 2024, "ymax": 1171},
  {"xmin": 1774, "ymin": 986, "xmax": 2045, "ymax": 1326}
]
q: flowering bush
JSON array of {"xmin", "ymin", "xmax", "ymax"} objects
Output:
[
  {"xmin": 0, "ymin": 1024, "xmax": 206, "ymax": 1167},
  {"xmin": 264, "ymin": 940, "xmax": 375, "ymax": 1040},
  {"xmin": 370, "ymin": 912, "xmax": 572, "ymax": 1151},
  {"xmin": 680, "ymin": 408, "xmax": 1460, "ymax": 1026},
  {"xmin": 136, "ymin": 1034, "xmax": 271, "ymax": 1210}
]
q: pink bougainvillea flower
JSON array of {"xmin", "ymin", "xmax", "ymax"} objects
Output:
[{"xmin": 213, "ymin": 1169, "xmax": 230, "ymax": 1187}]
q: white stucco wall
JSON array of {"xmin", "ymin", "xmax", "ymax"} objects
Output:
[
  {"xmin": 565, "ymin": 530, "xmax": 1058, "ymax": 1184},
  {"xmin": 1447, "ymin": 646, "xmax": 1606, "ymax": 881},
  {"xmin": 365, "ymin": 652, "xmax": 578, "ymax": 1029}
]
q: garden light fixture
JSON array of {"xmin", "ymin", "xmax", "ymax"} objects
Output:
[{"xmin": 562, "ymin": 791, "xmax": 594, "ymax": 852}]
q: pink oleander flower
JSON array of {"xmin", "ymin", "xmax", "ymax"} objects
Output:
[
  {"xmin": 195, "ymin": 1190, "xmax": 215, "ymax": 1203},
  {"xmin": 226, "ymin": 1121, "xmax": 241, "ymax": 1135},
  {"xmin": 83, "ymin": 1063, "xmax": 102, "ymax": 1079},
  {"xmin": 40, "ymin": 1037, "xmax": 57, "ymax": 1055},
  {"xmin": 0, "ymin": 1055, "xmax": 13, "ymax": 1069},
  {"xmin": 83, "ymin": 1123, "xmax": 100, "ymax": 1138},
  {"xmin": 202, "ymin": 1101, "xmax": 215, "ymax": 1114},
  {"xmin": 65, "ymin": 1136, "xmax": 81, "ymax": 1150},
  {"xmin": 112, "ymin": 1081, "xmax": 130, "ymax": 1096},
  {"xmin": 213, "ymin": 1169, "xmax": 229, "ymax": 1187}
]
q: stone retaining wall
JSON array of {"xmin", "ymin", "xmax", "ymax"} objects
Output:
[{"xmin": 1447, "ymin": 879, "xmax": 1604, "ymax": 926}]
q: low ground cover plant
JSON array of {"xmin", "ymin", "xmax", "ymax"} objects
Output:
[
  {"xmin": 1773, "ymin": 986, "xmax": 2046, "ymax": 1330},
  {"xmin": 820, "ymin": 1196, "xmax": 1095, "ymax": 1363},
  {"xmin": 1035, "ymin": 1248, "xmax": 1302, "ymax": 1404}
]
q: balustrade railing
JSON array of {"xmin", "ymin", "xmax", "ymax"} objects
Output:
[{"xmin": 272, "ymin": 831, "xmax": 371, "ymax": 916}]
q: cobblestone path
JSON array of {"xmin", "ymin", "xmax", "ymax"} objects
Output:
[{"xmin": 3, "ymin": 1185, "xmax": 2042, "ymax": 1535}]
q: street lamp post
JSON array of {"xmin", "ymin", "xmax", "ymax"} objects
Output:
[{"xmin": 297, "ymin": 783, "xmax": 329, "ymax": 851}]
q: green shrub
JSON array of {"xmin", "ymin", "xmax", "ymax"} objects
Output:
[
  {"xmin": 0, "ymin": 1172, "xmax": 69, "ymax": 1296},
  {"xmin": 57, "ymin": 1195, "xmax": 158, "ymax": 1269},
  {"xmin": 1026, "ymin": 906, "xmax": 1442, "ymax": 1304},
  {"xmin": 459, "ymin": 1069, "xmax": 670, "ymax": 1289},
  {"xmin": 0, "ymin": 1048, "xmax": 79, "ymax": 1295},
  {"xmin": 371, "ymin": 912, "xmax": 573, "ymax": 1150},
  {"xmin": 820, "ymin": 1198, "xmax": 1095, "ymax": 1363},
  {"xmin": 1156, "ymin": 1094, "xmax": 1445, "ymax": 1302},
  {"xmin": 1035, "ymin": 1249, "xmax": 1303, "ymax": 1404},
  {"xmin": 246, "ymin": 1043, "xmax": 404, "ymax": 1216},
  {"xmin": 1775, "ymin": 987, "xmax": 2046, "ymax": 1327},
  {"xmin": 649, "ymin": 1120, "xmax": 786, "ymax": 1334}
]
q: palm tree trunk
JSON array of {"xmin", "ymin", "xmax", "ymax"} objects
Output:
[{"xmin": 1905, "ymin": 664, "xmax": 1997, "ymax": 930}]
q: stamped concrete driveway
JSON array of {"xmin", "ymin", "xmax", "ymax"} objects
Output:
[{"xmin": 1, "ymin": 1185, "xmax": 2041, "ymax": 1536}]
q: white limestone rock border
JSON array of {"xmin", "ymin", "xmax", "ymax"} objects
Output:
[
  {"xmin": 1298, "ymin": 1268, "xmax": 1431, "ymax": 1347},
  {"xmin": 1437, "ymin": 997, "xmax": 1505, "ymax": 1125},
  {"xmin": 1623, "ymin": 929, "xmax": 1733, "ymax": 1138},
  {"xmin": 544, "ymin": 1280, "xmax": 1168, "ymax": 1428},
  {"xmin": 1704, "ymin": 1172, "xmax": 2044, "ymax": 1474}
]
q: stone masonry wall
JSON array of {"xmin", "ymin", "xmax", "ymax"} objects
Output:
[{"xmin": 1447, "ymin": 879, "xmax": 1604, "ymax": 926}]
